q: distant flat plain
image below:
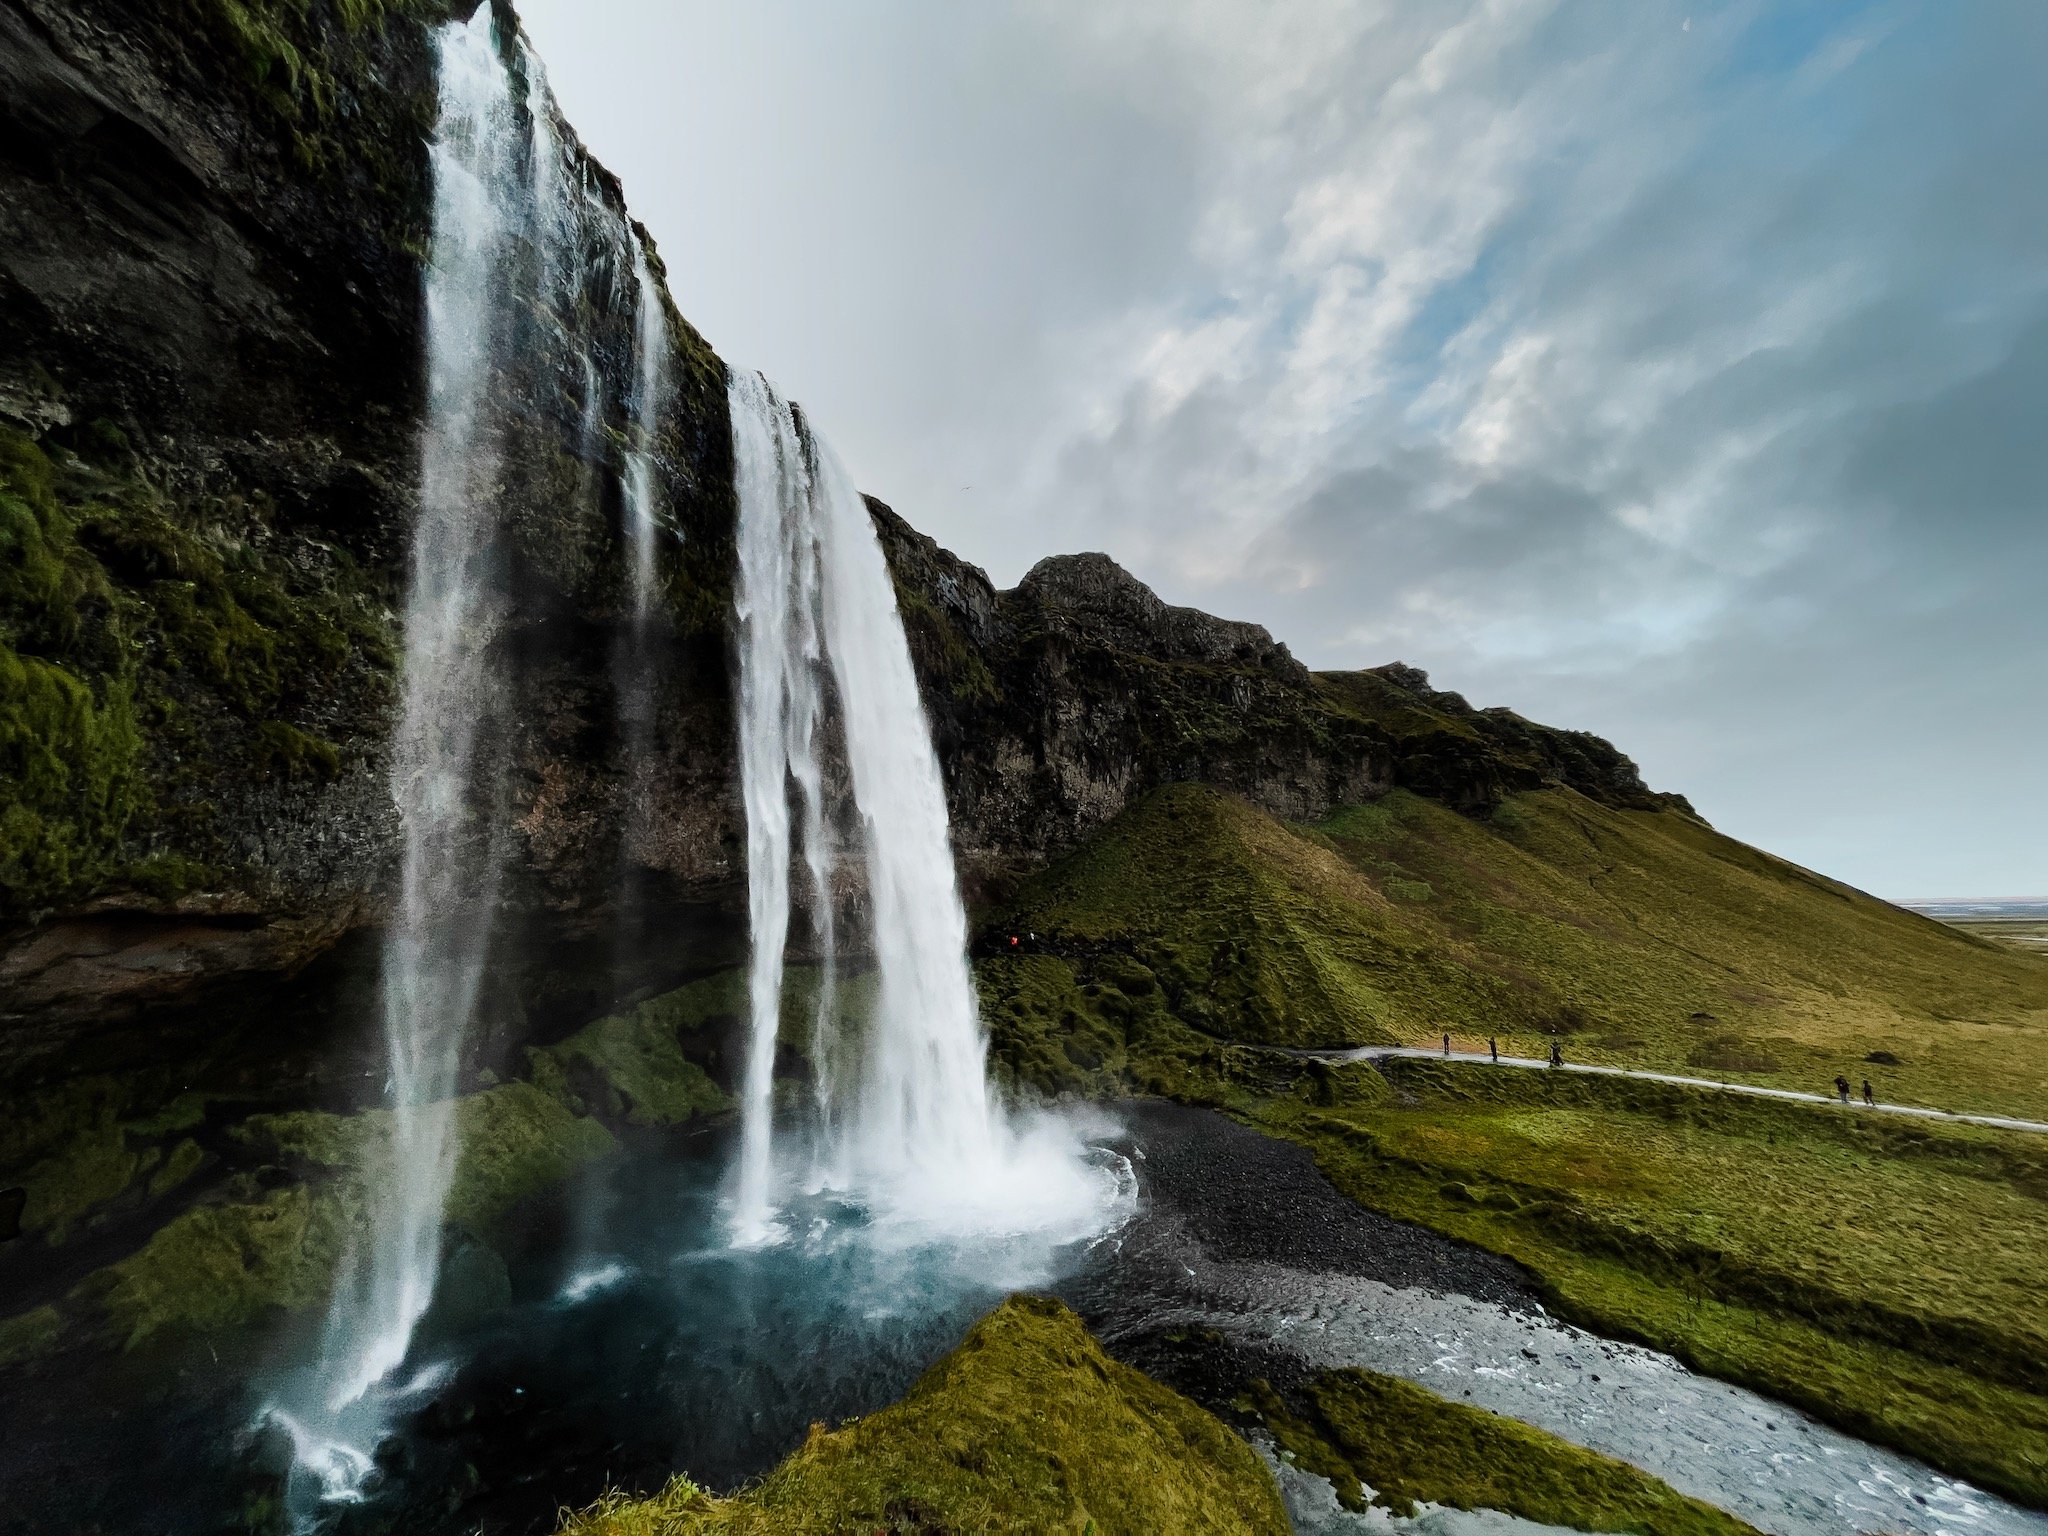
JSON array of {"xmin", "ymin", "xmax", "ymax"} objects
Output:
[{"xmin": 1906, "ymin": 899, "xmax": 2048, "ymax": 957}]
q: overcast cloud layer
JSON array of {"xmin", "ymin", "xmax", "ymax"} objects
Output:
[{"xmin": 520, "ymin": 0, "xmax": 2047, "ymax": 899}]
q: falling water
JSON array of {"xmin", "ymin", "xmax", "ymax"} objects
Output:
[
  {"xmin": 624, "ymin": 234, "xmax": 672, "ymax": 620},
  {"xmin": 728, "ymin": 371, "xmax": 1122, "ymax": 1245},
  {"xmin": 265, "ymin": 11, "xmax": 566, "ymax": 1513}
]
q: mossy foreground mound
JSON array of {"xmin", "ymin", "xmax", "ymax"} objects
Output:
[
  {"xmin": 559, "ymin": 1295, "xmax": 1289, "ymax": 1536},
  {"xmin": 1256, "ymin": 1367, "xmax": 1759, "ymax": 1536},
  {"xmin": 985, "ymin": 782, "xmax": 2048, "ymax": 1121},
  {"xmin": 1252, "ymin": 1061, "xmax": 2048, "ymax": 1506}
]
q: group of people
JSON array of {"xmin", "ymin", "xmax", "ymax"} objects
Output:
[
  {"xmin": 1430, "ymin": 1033, "xmax": 1566, "ymax": 1067},
  {"xmin": 1440, "ymin": 1033, "xmax": 1561, "ymax": 1067},
  {"xmin": 1434, "ymin": 1031, "xmax": 1883, "ymax": 1109},
  {"xmin": 1835, "ymin": 1074, "xmax": 1878, "ymax": 1107}
]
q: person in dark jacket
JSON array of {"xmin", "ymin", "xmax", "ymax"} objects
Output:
[
  {"xmin": 1834, "ymin": 1075, "xmax": 1851, "ymax": 1104},
  {"xmin": 1549, "ymin": 1040, "xmax": 1563, "ymax": 1069}
]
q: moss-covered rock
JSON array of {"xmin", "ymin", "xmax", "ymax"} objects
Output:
[
  {"xmin": 560, "ymin": 1294, "xmax": 1289, "ymax": 1536},
  {"xmin": 244, "ymin": 1081, "xmax": 615, "ymax": 1234},
  {"xmin": 1, "ymin": 1075, "xmax": 219, "ymax": 1247},
  {"xmin": 0, "ymin": 1306, "xmax": 66, "ymax": 1367},
  {"xmin": 532, "ymin": 989, "xmax": 733, "ymax": 1127},
  {"xmin": 0, "ymin": 423, "xmax": 394, "ymax": 920},
  {"xmin": 0, "ymin": 1081, "xmax": 617, "ymax": 1358},
  {"xmin": 1255, "ymin": 1367, "xmax": 1757, "ymax": 1536},
  {"xmin": 84, "ymin": 1182, "xmax": 352, "ymax": 1350}
]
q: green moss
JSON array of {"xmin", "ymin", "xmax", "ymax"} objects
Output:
[
  {"xmin": 64, "ymin": 1083, "xmax": 613, "ymax": 1352},
  {"xmin": 18, "ymin": 1107, "xmax": 147, "ymax": 1245},
  {"xmin": 0, "ymin": 647, "xmax": 148, "ymax": 913},
  {"xmin": 0, "ymin": 422, "xmax": 396, "ymax": 917},
  {"xmin": 86, "ymin": 1183, "xmax": 350, "ymax": 1349},
  {"xmin": 534, "ymin": 991, "xmax": 732, "ymax": 1127},
  {"xmin": 0, "ymin": 1080, "xmax": 227, "ymax": 1246},
  {"xmin": 1254, "ymin": 1368, "xmax": 1757, "ymax": 1536},
  {"xmin": 177, "ymin": 0, "xmax": 438, "ymax": 132},
  {"xmin": 559, "ymin": 1295, "xmax": 1289, "ymax": 1536},
  {"xmin": 893, "ymin": 581, "xmax": 999, "ymax": 704},
  {"xmin": 0, "ymin": 1306, "xmax": 66, "ymax": 1367},
  {"xmin": 148, "ymin": 1138, "xmax": 208, "ymax": 1199},
  {"xmin": 252, "ymin": 719, "xmax": 342, "ymax": 781},
  {"xmin": 246, "ymin": 1081, "xmax": 616, "ymax": 1236}
]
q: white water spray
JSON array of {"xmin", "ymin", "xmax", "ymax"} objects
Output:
[{"xmin": 728, "ymin": 371, "xmax": 1122, "ymax": 1245}]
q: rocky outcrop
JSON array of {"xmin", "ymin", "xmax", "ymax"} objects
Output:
[{"xmin": 874, "ymin": 509, "xmax": 1688, "ymax": 899}]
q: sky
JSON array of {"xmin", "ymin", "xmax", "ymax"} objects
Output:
[{"xmin": 518, "ymin": 0, "xmax": 2046, "ymax": 900}]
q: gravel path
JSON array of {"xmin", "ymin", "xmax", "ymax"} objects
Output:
[{"xmin": 1311, "ymin": 1046, "xmax": 2048, "ymax": 1135}]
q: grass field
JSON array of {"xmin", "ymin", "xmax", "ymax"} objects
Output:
[
  {"xmin": 987, "ymin": 783, "xmax": 2048, "ymax": 1121},
  {"xmin": 1243, "ymin": 1060, "xmax": 2048, "ymax": 1506},
  {"xmin": 1938, "ymin": 916, "xmax": 2048, "ymax": 958}
]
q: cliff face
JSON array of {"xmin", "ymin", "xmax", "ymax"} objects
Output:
[
  {"xmin": 0, "ymin": 0, "xmax": 743, "ymax": 1091},
  {"xmin": 874, "ymin": 505, "xmax": 1688, "ymax": 903},
  {"xmin": 0, "ymin": 0, "xmax": 1685, "ymax": 1098}
]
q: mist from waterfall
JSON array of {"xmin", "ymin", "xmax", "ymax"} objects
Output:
[{"xmin": 728, "ymin": 371, "xmax": 1126, "ymax": 1248}]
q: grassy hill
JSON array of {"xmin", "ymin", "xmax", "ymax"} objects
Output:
[
  {"xmin": 978, "ymin": 781, "xmax": 2048, "ymax": 1503},
  {"xmin": 983, "ymin": 781, "xmax": 2048, "ymax": 1121}
]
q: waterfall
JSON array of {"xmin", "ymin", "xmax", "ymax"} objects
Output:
[
  {"xmin": 330, "ymin": 0, "xmax": 519, "ymax": 1411},
  {"xmin": 728, "ymin": 372, "xmax": 1120, "ymax": 1244},
  {"xmin": 266, "ymin": 11, "xmax": 587, "ymax": 1511},
  {"xmin": 624, "ymin": 234, "xmax": 672, "ymax": 620}
]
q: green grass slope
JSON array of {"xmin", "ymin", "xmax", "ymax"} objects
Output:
[
  {"xmin": 980, "ymin": 782, "xmax": 2048, "ymax": 1503},
  {"xmin": 1249, "ymin": 1061, "xmax": 2048, "ymax": 1506},
  {"xmin": 559, "ymin": 1295, "xmax": 1289, "ymax": 1536},
  {"xmin": 986, "ymin": 782, "xmax": 2048, "ymax": 1120}
]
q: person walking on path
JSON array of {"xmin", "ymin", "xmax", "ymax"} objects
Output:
[
  {"xmin": 1489, "ymin": 1036, "xmax": 1499, "ymax": 1063},
  {"xmin": 1834, "ymin": 1074, "xmax": 1851, "ymax": 1104},
  {"xmin": 1443, "ymin": 1032, "xmax": 1451, "ymax": 1057},
  {"xmin": 1862, "ymin": 1079, "xmax": 1876, "ymax": 1107},
  {"xmin": 1549, "ymin": 1040, "xmax": 1564, "ymax": 1069}
]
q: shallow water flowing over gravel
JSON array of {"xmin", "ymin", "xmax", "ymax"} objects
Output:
[{"xmin": 1064, "ymin": 1102, "xmax": 2048, "ymax": 1536}]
